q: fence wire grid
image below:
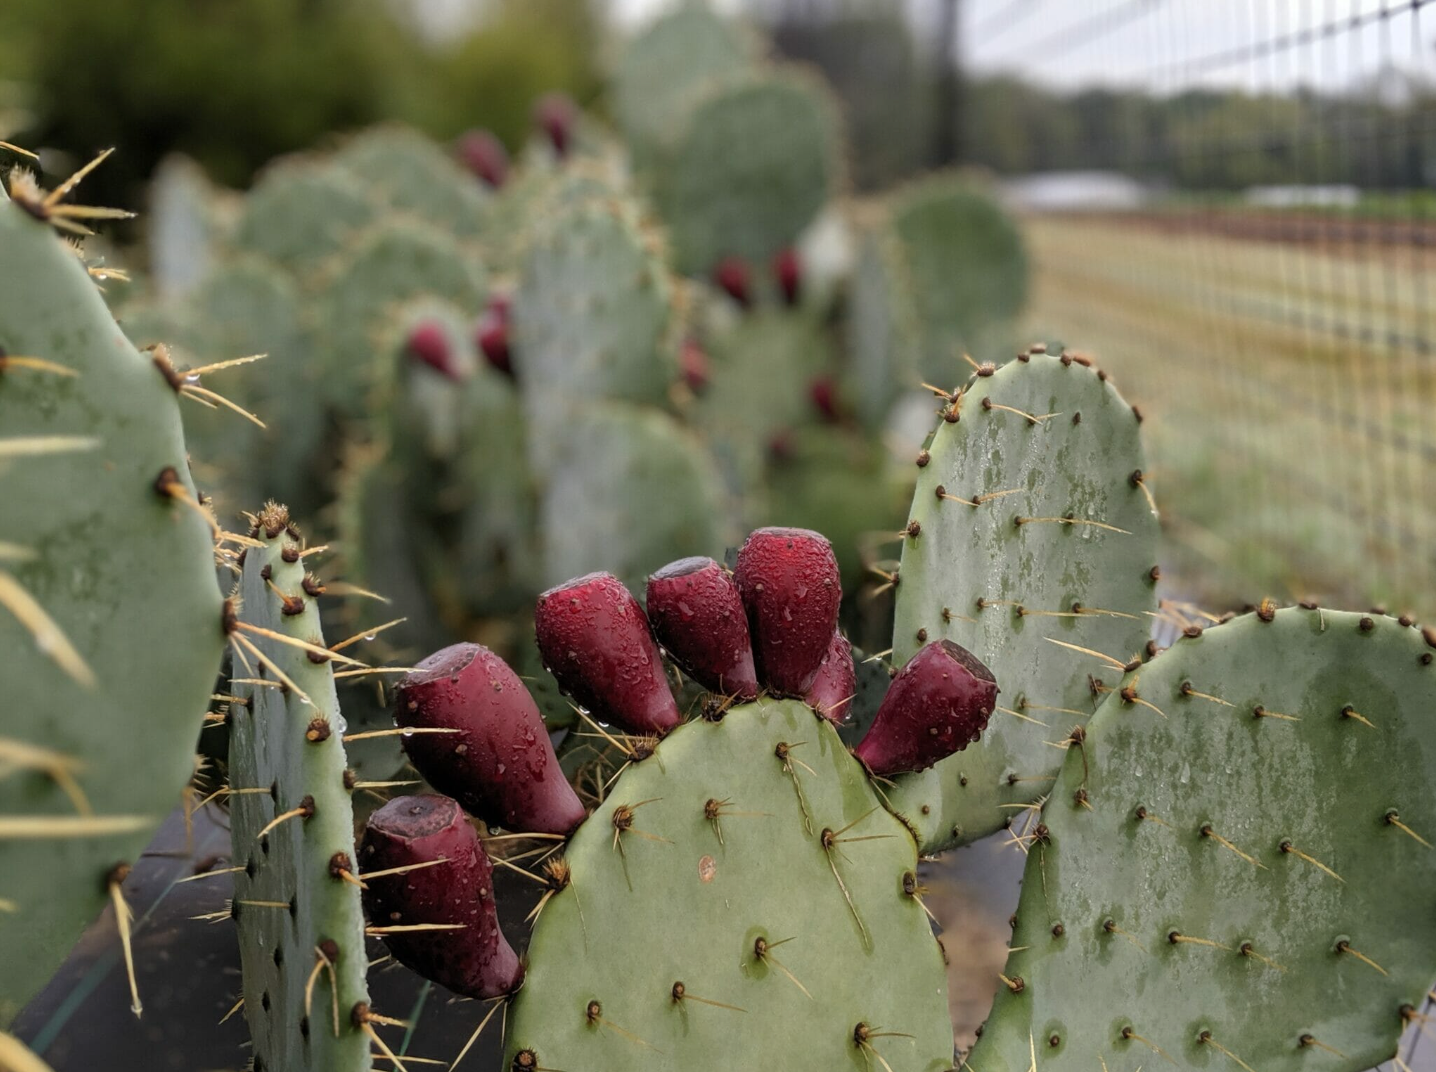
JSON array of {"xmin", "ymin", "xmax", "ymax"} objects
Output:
[{"xmin": 959, "ymin": 0, "xmax": 1436, "ymax": 614}]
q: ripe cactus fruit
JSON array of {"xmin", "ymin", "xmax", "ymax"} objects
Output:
[
  {"xmin": 394, "ymin": 643, "xmax": 585, "ymax": 835},
  {"xmin": 712, "ymin": 255, "xmax": 751, "ymax": 308},
  {"xmin": 808, "ymin": 375, "xmax": 839, "ymax": 422},
  {"xmin": 974, "ymin": 608, "xmax": 1436, "ymax": 1072},
  {"xmin": 887, "ymin": 350, "xmax": 1158, "ymax": 851},
  {"xmin": 646, "ymin": 556, "xmax": 759, "ymax": 699},
  {"xmin": 227, "ymin": 503, "xmax": 371, "ymax": 1072},
  {"xmin": 476, "ymin": 294, "xmax": 513, "ymax": 377},
  {"xmin": 534, "ymin": 572, "xmax": 680, "ymax": 736},
  {"xmin": 359, "ymin": 795, "xmax": 523, "ymax": 999},
  {"xmin": 404, "ymin": 319, "xmax": 460, "ymax": 381},
  {"xmin": 0, "ymin": 175, "xmax": 225, "ymax": 1022},
  {"xmin": 853, "ymin": 640, "xmax": 997, "ymax": 776},
  {"xmin": 534, "ymin": 93, "xmax": 577, "ymax": 158},
  {"xmin": 735, "ymin": 527, "xmax": 841, "ymax": 696},
  {"xmin": 505, "ymin": 698, "xmax": 951, "ymax": 1072},
  {"xmin": 679, "ymin": 335, "xmax": 710, "ymax": 393},
  {"xmin": 456, "ymin": 128, "xmax": 510, "ymax": 189},
  {"xmin": 772, "ymin": 247, "xmax": 801, "ymax": 306},
  {"xmin": 803, "ymin": 632, "xmax": 855, "ymax": 723}
]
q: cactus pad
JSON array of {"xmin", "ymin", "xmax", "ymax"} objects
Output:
[
  {"xmin": 613, "ymin": 4, "xmax": 757, "ymax": 159},
  {"xmin": 317, "ymin": 219, "xmax": 486, "ymax": 416},
  {"xmin": 539, "ymin": 403, "xmax": 726, "ymax": 589},
  {"xmin": 655, "ymin": 70, "xmax": 841, "ymax": 276},
  {"xmin": 888, "ymin": 351, "xmax": 1159, "ymax": 851},
  {"xmin": 851, "ymin": 174, "xmax": 1027, "ymax": 387},
  {"xmin": 228, "ymin": 504, "xmax": 372, "ymax": 1072},
  {"xmin": 234, "ymin": 159, "xmax": 379, "ymax": 271},
  {"xmin": 332, "ymin": 125, "xmax": 489, "ymax": 240},
  {"xmin": 0, "ymin": 181, "xmax": 225, "ymax": 1021},
  {"xmin": 506, "ymin": 697, "xmax": 952, "ymax": 1072},
  {"xmin": 974, "ymin": 608, "xmax": 1436, "ymax": 1072},
  {"xmin": 512, "ymin": 197, "xmax": 677, "ymax": 411}
]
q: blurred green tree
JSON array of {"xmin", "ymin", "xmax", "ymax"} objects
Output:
[{"xmin": 2, "ymin": 0, "xmax": 600, "ymax": 204}]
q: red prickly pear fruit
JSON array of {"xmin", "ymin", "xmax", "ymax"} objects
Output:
[
  {"xmin": 680, "ymin": 337, "xmax": 710, "ymax": 393},
  {"xmin": 734, "ymin": 527, "xmax": 842, "ymax": 696},
  {"xmin": 766, "ymin": 429, "xmax": 795, "ymax": 463},
  {"xmin": 646, "ymin": 557, "xmax": 759, "ymax": 699},
  {"xmin": 853, "ymin": 639, "xmax": 997, "ymax": 776},
  {"xmin": 534, "ymin": 92, "xmax": 577, "ymax": 158},
  {"xmin": 360, "ymin": 794, "xmax": 523, "ymax": 999},
  {"xmin": 772, "ymin": 247, "xmax": 801, "ymax": 306},
  {"xmin": 395, "ymin": 643, "xmax": 584, "ymax": 835},
  {"xmin": 534, "ymin": 572, "xmax": 680, "ymax": 736},
  {"xmin": 456, "ymin": 129, "xmax": 509, "ymax": 189},
  {"xmin": 405, "ymin": 319, "xmax": 460, "ymax": 381},
  {"xmin": 809, "ymin": 376, "xmax": 840, "ymax": 423},
  {"xmin": 476, "ymin": 296, "xmax": 513, "ymax": 377},
  {"xmin": 712, "ymin": 256, "xmax": 752, "ymax": 308},
  {"xmin": 804, "ymin": 632, "xmax": 854, "ymax": 723}
]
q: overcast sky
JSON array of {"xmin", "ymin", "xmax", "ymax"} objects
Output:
[
  {"xmin": 958, "ymin": 0, "xmax": 1434, "ymax": 94},
  {"xmin": 604, "ymin": 0, "xmax": 1433, "ymax": 95}
]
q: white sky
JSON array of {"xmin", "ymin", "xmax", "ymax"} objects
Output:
[
  {"xmin": 958, "ymin": 0, "xmax": 1435, "ymax": 94},
  {"xmin": 418, "ymin": 0, "xmax": 1434, "ymax": 96}
]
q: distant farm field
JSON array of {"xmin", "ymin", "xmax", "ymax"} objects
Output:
[{"xmin": 1016, "ymin": 211, "xmax": 1436, "ymax": 613}]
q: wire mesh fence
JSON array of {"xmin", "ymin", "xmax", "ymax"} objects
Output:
[{"xmin": 959, "ymin": 0, "xmax": 1436, "ymax": 614}]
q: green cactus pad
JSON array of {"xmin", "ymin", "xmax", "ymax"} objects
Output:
[
  {"xmin": 0, "ymin": 183, "xmax": 225, "ymax": 1021},
  {"xmin": 183, "ymin": 256, "xmax": 316, "ymax": 520},
  {"xmin": 228, "ymin": 504, "xmax": 371, "ymax": 1072},
  {"xmin": 234, "ymin": 159, "xmax": 380, "ymax": 272},
  {"xmin": 507, "ymin": 698, "xmax": 952, "ymax": 1072},
  {"xmin": 614, "ymin": 3, "xmax": 758, "ymax": 159},
  {"xmin": 889, "ymin": 351, "xmax": 1159, "ymax": 851},
  {"xmin": 451, "ymin": 365, "xmax": 540, "ymax": 619},
  {"xmin": 481, "ymin": 162, "xmax": 626, "ymax": 274},
  {"xmin": 974, "ymin": 607, "xmax": 1436, "ymax": 1072},
  {"xmin": 538, "ymin": 403, "xmax": 726, "ymax": 589},
  {"xmin": 654, "ymin": 69, "xmax": 841, "ymax": 276},
  {"xmin": 851, "ymin": 174, "xmax": 1027, "ymax": 386},
  {"xmin": 696, "ymin": 308, "xmax": 832, "ymax": 448},
  {"xmin": 513, "ymin": 197, "xmax": 678, "ymax": 412},
  {"xmin": 847, "ymin": 225, "xmax": 918, "ymax": 429},
  {"xmin": 332, "ymin": 125, "xmax": 489, "ymax": 241},
  {"xmin": 317, "ymin": 219, "xmax": 486, "ymax": 416}
]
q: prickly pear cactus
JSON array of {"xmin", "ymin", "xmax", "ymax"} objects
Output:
[
  {"xmin": 539, "ymin": 403, "xmax": 727, "ymax": 589},
  {"xmin": 613, "ymin": 2, "xmax": 757, "ymax": 163},
  {"xmin": 654, "ymin": 69, "xmax": 842, "ymax": 276},
  {"xmin": 850, "ymin": 173, "xmax": 1028, "ymax": 394},
  {"xmin": 228, "ymin": 503, "xmax": 371, "ymax": 1072},
  {"xmin": 317, "ymin": 218, "xmax": 487, "ymax": 417},
  {"xmin": 332, "ymin": 125, "xmax": 490, "ymax": 241},
  {"xmin": 234, "ymin": 157, "xmax": 379, "ymax": 272},
  {"xmin": 975, "ymin": 607, "xmax": 1436, "ymax": 1072},
  {"xmin": 888, "ymin": 350, "xmax": 1159, "ymax": 851},
  {"xmin": 512, "ymin": 196, "xmax": 678, "ymax": 414},
  {"xmin": 0, "ymin": 171, "xmax": 225, "ymax": 1021},
  {"xmin": 506, "ymin": 698, "xmax": 952, "ymax": 1072}
]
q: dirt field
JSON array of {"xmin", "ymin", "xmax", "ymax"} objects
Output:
[{"xmin": 1015, "ymin": 211, "xmax": 1436, "ymax": 614}]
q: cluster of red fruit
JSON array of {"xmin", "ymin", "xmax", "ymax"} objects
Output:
[{"xmin": 358, "ymin": 527, "xmax": 997, "ymax": 1000}]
